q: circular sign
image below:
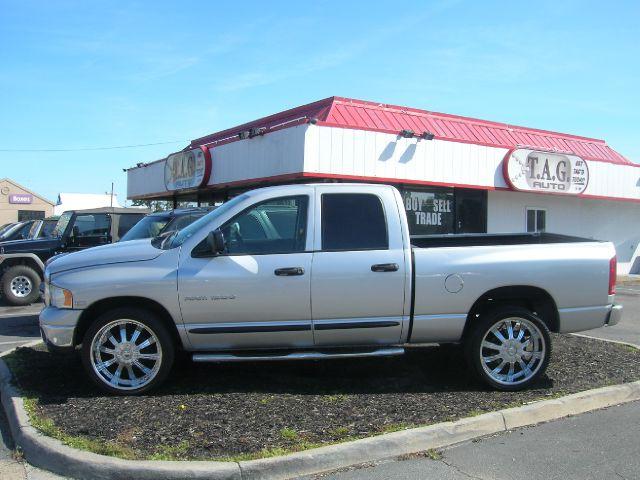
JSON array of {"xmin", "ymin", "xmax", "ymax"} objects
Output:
[
  {"xmin": 503, "ymin": 148, "xmax": 589, "ymax": 195},
  {"xmin": 164, "ymin": 146, "xmax": 212, "ymax": 191}
]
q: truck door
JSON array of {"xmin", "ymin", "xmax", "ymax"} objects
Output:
[
  {"xmin": 311, "ymin": 188, "xmax": 408, "ymax": 346},
  {"xmin": 66, "ymin": 213, "xmax": 112, "ymax": 251},
  {"xmin": 178, "ymin": 195, "xmax": 314, "ymax": 350}
]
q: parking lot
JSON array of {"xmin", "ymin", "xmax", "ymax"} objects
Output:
[{"xmin": 0, "ymin": 301, "xmax": 41, "ymax": 354}]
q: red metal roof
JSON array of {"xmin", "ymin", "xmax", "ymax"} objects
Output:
[{"xmin": 191, "ymin": 97, "xmax": 632, "ymax": 166}]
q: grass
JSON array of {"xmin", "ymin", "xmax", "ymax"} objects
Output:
[
  {"xmin": 23, "ymin": 397, "xmax": 138, "ymax": 460},
  {"xmin": 149, "ymin": 440, "xmax": 191, "ymax": 460},
  {"xmin": 330, "ymin": 426, "xmax": 350, "ymax": 437},
  {"xmin": 279, "ymin": 427, "xmax": 299, "ymax": 440}
]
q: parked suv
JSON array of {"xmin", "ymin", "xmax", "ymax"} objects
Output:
[
  {"xmin": 0, "ymin": 207, "xmax": 147, "ymax": 306},
  {"xmin": 119, "ymin": 207, "xmax": 214, "ymax": 242},
  {"xmin": 0, "ymin": 220, "xmax": 38, "ymax": 242}
]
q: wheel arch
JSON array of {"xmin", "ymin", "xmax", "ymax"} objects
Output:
[
  {"xmin": 0, "ymin": 255, "xmax": 45, "ymax": 279},
  {"xmin": 463, "ymin": 285, "xmax": 559, "ymax": 338},
  {"xmin": 74, "ymin": 296, "xmax": 182, "ymax": 349}
]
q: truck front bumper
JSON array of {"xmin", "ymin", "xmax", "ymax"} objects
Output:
[
  {"xmin": 606, "ymin": 304, "xmax": 623, "ymax": 327},
  {"xmin": 39, "ymin": 306, "xmax": 81, "ymax": 352}
]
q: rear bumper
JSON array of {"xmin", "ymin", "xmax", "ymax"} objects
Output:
[
  {"xmin": 606, "ymin": 304, "xmax": 623, "ymax": 327},
  {"xmin": 558, "ymin": 304, "xmax": 622, "ymax": 333}
]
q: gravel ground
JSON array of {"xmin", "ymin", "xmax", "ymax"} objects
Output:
[{"xmin": 7, "ymin": 334, "xmax": 640, "ymax": 460}]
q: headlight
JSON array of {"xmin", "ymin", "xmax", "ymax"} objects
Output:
[{"xmin": 49, "ymin": 285, "xmax": 73, "ymax": 309}]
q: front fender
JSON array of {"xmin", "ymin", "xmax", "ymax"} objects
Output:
[{"xmin": 0, "ymin": 253, "xmax": 45, "ymax": 272}]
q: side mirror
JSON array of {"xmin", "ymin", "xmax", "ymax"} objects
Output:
[{"xmin": 206, "ymin": 229, "xmax": 226, "ymax": 255}]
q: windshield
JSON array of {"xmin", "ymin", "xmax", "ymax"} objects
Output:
[
  {"xmin": 158, "ymin": 195, "xmax": 249, "ymax": 250},
  {"xmin": 51, "ymin": 212, "xmax": 72, "ymax": 238},
  {"xmin": 120, "ymin": 215, "xmax": 171, "ymax": 241}
]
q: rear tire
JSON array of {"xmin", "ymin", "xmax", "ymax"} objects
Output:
[
  {"xmin": 81, "ymin": 308, "xmax": 174, "ymax": 395},
  {"xmin": 464, "ymin": 306, "xmax": 551, "ymax": 391},
  {"xmin": 1, "ymin": 265, "xmax": 41, "ymax": 306}
]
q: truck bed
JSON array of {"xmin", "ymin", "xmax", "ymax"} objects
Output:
[{"xmin": 410, "ymin": 232, "xmax": 598, "ymax": 249}]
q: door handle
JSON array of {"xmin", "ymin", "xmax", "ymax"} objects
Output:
[
  {"xmin": 274, "ymin": 267, "xmax": 305, "ymax": 276},
  {"xmin": 371, "ymin": 263, "xmax": 399, "ymax": 272}
]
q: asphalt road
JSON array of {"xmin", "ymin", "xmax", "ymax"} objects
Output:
[
  {"xmin": 317, "ymin": 400, "xmax": 640, "ymax": 480},
  {"xmin": 0, "ymin": 302, "xmax": 42, "ymax": 354},
  {"xmin": 581, "ymin": 284, "xmax": 640, "ymax": 346}
]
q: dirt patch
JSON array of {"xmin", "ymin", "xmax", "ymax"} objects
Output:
[{"xmin": 7, "ymin": 334, "xmax": 640, "ymax": 460}]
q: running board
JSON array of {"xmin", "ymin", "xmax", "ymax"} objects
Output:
[{"xmin": 192, "ymin": 347, "xmax": 405, "ymax": 363}]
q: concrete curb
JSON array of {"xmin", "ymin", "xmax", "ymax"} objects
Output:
[{"xmin": 1, "ymin": 345, "xmax": 639, "ymax": 480}]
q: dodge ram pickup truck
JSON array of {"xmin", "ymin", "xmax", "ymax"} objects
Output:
[{"xmin": 39, "ymin": 184, "xmax": 622, "ymax": 395}]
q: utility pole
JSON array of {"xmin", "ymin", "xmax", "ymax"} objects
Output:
[{"xmin": 110, "ymin": 182, "xmax": 114, "ymax": 207}]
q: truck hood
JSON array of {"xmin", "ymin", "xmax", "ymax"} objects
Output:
[{"xmin": 47, "ymin": 239, "xmax": 164, "ymax": 274}]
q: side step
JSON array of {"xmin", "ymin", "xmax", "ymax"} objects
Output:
[{"xmin": 192, "ymin": 347, "xmax": 405, "ymax": 363}]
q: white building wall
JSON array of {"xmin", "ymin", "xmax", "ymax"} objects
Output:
[
  {"xmin": 305, "ymin": 125, "xmax": 506, "ymax": 188},
  {"xmin": 127, "ymin": 160, "xmax": 166, "ymax": 199},
  {"xmin": 488, "ymin": 190, "xmax": 640, "ymax": 274},
  {"xmin": 208, "ymin": 124, "xmax": 307, "ymax": 186},
  {"xmin": 305, "ymin": 125, "xmax": 640, "ymax": 201}
]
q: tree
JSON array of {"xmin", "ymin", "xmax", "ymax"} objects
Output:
[{"xmin": 131, "ymin": 199, "xmax": 172, "ymax": 212}]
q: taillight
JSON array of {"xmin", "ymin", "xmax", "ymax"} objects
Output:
[{"xmin": 609, "ymin": 256, "xmax": 617, "ymax": 295}]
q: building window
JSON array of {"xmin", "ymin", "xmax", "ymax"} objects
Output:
[
  {"xmin": 455, "ymin": 189, "xmax": 487, "ymax": 233},
  {"xmin": 18, "ymin": 210, "xmax": 45, "ymax": 221},
  {"xmin": 526, "ymin": 208, "xmax": 546, "ymax": 233},
  {"xmin": 402, "ymin": 187, "xmax": 455, "ymax": 235}
]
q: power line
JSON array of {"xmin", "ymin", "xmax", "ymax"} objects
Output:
[{"xmin": 0, "ymin": 140, "xmax": 189, "ymax": 153}]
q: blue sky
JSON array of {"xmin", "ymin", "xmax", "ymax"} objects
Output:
[{"xmin": 1, "ymin": 0, "xmax": 638, "ymax": 204}]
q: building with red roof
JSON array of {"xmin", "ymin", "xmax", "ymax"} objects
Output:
[{"xmin": 127, "ymin": 97, "xmax": 640, "ymax": 272}]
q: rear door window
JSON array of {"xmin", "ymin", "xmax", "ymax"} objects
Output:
[{"xmin": 321, "ymin": 193, "xmax": 388, "ymax": 251}]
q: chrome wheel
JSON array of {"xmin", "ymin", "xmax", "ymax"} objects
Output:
[
  {"xmin": 90, "ymin": 319, "xmax": 162, "ymax": 391},
  {"xmin": 479, "ymin": 317, "xmax": 546, "ymax": 387},
  {"xmin": 10, "ymin": 276, "xmax": 32, "ymax": 298}
]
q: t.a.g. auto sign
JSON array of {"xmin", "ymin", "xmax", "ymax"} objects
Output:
[
  {"xmin": 164, "ymin": 146, "xmax": 212, "ymax": 191},
  {"xmin": 503, "ymin": 148, "xmax": 589, "ymax": 195}
]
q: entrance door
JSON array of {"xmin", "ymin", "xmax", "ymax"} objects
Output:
[
  {"xmin": 179, "ymin": 195, "xmax": 314, "ymax": 350},
  {"xmin": 311, "ymin": 188, "xmax": 408, "ymax": 346}
]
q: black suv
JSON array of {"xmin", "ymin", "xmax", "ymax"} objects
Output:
[
  {"xmin": 119, "ymin": 207, "xmax": 214, "ymax": 242},
  {"xmin": 0, "ymin": 207, "xmax": 147, "ymax": 306}
]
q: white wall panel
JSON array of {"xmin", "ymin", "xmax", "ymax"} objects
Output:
[
  {"xmin": 127, "ymin": 160, "xmax": 167, "ymax": 198},
  {"xmin": 488, "ymin": 190, "xmax": 640, "ymax": 273},
  {"xmin": 305, "ymin": 125, "xmax": 507, "ymax": 188},
  {"xmin": 208, "ymin": 124, "xmax": 306, "ymax": 186},
  {"xmin": 304, "ymin": 125, "xmax": 640, "ymax": 201}
]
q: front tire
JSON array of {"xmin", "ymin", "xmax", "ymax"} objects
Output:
[
  {"xmin": 81, "ymin": 308, "xmax": 174, "ymax": 395},
  {"xmin": 1, "ymin": 265, "xmax": 41, "ymax": 306},
  {"xmin": 464, "ymin": 306, "xmax": 551, "ymax": 391}
]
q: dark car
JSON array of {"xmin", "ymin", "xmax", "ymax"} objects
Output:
[
  {"xmin": 119, "ymin": 207, "xmax": 215, "ymax": 242},
  {"xmin": 0, "ymin": 220, "xmax": 38, "ymax": 242},
  {"xmin": 0, "ymin": 207, "xmax": 147, "ymax": 305}
]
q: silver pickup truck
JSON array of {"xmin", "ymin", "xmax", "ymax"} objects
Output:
[{"xmin": 40, "ymin": 184, "xmax": 622, "ymax": 395}]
